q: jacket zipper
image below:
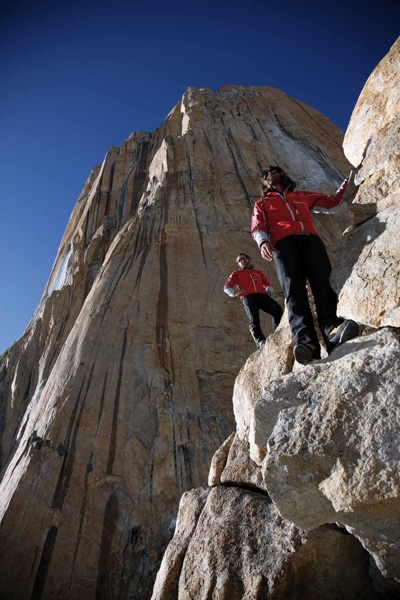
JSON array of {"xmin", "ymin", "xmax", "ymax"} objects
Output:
[
  {"xmin": 249, "ymin": 271, "xmax": 257, "ymax": 292},
  {"xmin": 280, "ymin": 191, "xmax": 305, "ymax": 233}
]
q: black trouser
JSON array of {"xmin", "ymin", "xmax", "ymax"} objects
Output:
[
  {"xmin": 241, "ymin": 293, "xmax": 283, "ymax": 347},
  {"xmin": 273, "ymin": 234, "xmax": 342, "ymax": 350}
]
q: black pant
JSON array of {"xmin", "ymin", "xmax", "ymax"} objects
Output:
[
  {"xmin": 274, "ymin": 234, "xmax": 342, "ymax": 350},
  {"xmin": 242, "ymin": 293, "xmax": 283, "ymax": 347}
]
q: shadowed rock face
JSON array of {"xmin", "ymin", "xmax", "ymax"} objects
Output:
[
  {"xmin": 151, "ymin": 41, "xmax": 400, "ymax": 600},
  {"xmin": 0, "ymin": 85, "xmax": 352, "ymax": 599},
  {"xmin": 152, "ymin": 487, "xmax": 380, "ymax": 600}
]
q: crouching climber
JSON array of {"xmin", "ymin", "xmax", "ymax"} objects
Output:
[
  {"xmin": 251, "ymin": 165, "xmax": 359, "ymax": 365},
  {"xmin": 224, "ymin": 253, "xmax": 283, "ymax": 349}
]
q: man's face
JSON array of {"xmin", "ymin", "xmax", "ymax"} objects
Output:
[
  {"xmin": 237, "ymin": 255, "xmax": 250, "ymax": 267},
  {"xmin": 263, "ymin": 168, "xmax": 283, "ymax": 188}
]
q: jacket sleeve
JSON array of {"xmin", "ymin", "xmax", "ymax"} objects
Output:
[
  {"xmin": 308, "ymin": 177, "xmax": 350, "ymax": 214},
  {"xmin": 224, "ymin": 271, "xmax": 238, "ymax": 297},
  {"xmin": 251, "ymin": 199, "xmax": 270, "ymax": 247}
]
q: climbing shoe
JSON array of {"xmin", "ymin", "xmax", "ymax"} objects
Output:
[
  {"xmin": 328, "ymin": 319, "xmax": 359, "ymax": 352},
  {"xmin": 293, "ymin": 343, "xmax": 320, "ymax": 366}
]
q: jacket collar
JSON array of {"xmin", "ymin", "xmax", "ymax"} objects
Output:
[{"xmin": 264, "ymin": 186, "xmax": 291, "ymax": 198}]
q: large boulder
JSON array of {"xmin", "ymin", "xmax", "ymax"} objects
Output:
[
  {"xmin": 258, "ymin": 328, "xmax": 400, "ymax": 582},
  {"xmin": 152, "ymin": 486, "xmax": 380, "ymax": 600},
  {"xmin": 333, "ymin": 36, "xmax": 400, "ymax": 327}
]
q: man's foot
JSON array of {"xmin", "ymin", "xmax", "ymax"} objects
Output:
[
  {"xmin": 328, "ymin": 320, "xmax": 359, "ymax": 352},
  {"xmin": 293, "ymin": 343, "xmax": 320, "ymax": 365}
]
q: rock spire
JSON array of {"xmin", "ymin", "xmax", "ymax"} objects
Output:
[
  {"xmin": 0, "ymin": 77, "xmax": 364, "ymax": 600},
  {"xmin": 152, "ymin": 39, "xmax": 400, "ymax": 599}
]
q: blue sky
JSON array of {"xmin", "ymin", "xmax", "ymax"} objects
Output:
[{"xmin": 0, "ymin": 0, "xmax": 398, "ymax": 354}]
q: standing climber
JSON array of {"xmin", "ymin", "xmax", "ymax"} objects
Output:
[
  {"xmin": 224, "ymin": 253, "xmax": 283, "ymax": 349},
  {"xmin": 251, "ymin": 166, "xmax": 359, "ymax": 365}
]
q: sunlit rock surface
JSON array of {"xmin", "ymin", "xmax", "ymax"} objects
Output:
[
  {"xmin": 152, "ymin": 41, "xmax": 400, "ymax": 600},
  {"xmin": 260, "ymin": 328, "xmax": 400, "ymax": 578},
  {"xmin": 0, "ymin": 85, "xmax": 351, "ymax": 599},
  {"xmin": 333, "ymin": 36, "xmax": 400, "ymax": 327}
]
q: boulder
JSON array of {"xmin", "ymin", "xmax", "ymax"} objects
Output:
[
  {"xmin": 152, "ymin": 486, "xmax": 380, "ymax": 600},
  {"xmin": 334, "ymin": 36, "xmax": 400, "ymax": 327}
]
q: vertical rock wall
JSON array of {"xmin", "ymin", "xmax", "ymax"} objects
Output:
[
  {"xmin": 0, "ymin": 85, "xmax": 351, "ymax": 599},
  {"xmin": 151, "ymin": 39, "xmax": 400, "ymax": 600},
  {"xmin": 333, "ymin": 37, "xmax": 400, "ymax": 326}
]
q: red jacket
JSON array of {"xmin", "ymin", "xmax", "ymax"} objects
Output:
[
  {"xmin": 251, "ymin": 178, "xmax": 349, "ymax": 247},
  {"xmin": 224, "ymin": 267, "xmax": 273, "ymax": 300}
]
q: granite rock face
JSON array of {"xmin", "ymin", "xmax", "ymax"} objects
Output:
[
  {"xmin": 152, "ymin": 41, "xmax": 400, "ymax": 600},
  {"xmin": 152, "ymin": 487, "xmax": 380, "ymax": 600},
  {"xmin": 0, "ymin": 86, "xmax": 351, "ymax": 599},
  {"xmin": 260, "ymin": 328, "xmax": 400, "ymax": 579},
  {"xmin": 333, "ymin": 36, "xmax": 400, "ymax": 327},
  {"xmin": 154, "ymin": 330, "xmax": 400, "ymax": 599}
]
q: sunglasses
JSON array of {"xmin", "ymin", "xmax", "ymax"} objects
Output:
[{"xmin": 261, "ymin": 168, "xmax": 281, "ymax": 180}]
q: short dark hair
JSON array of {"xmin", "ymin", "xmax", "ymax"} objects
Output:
[
  {"xmin": 236, "ymin": 253, "xmax": 251, "ymax": 264},
  {"xmin": 261, "ymin": 165, "xmax": 297, "ymax": 194}
]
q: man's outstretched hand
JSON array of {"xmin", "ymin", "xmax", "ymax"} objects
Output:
[{"xmin": 348, "ymin": 169, "xmax": 356, "ymax": 182}]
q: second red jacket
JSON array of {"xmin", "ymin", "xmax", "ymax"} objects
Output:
[{"xmin": 224, "ymin": 267, "xmax": 273, "ymax": 301}]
